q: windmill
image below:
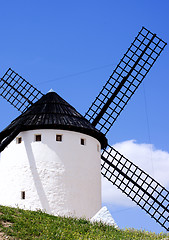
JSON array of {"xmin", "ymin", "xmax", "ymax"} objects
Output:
[{"xmin": 0, "ymin": 27, "xmax": 168, "ymax": 230}]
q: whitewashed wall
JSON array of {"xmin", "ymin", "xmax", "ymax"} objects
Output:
[{"xmin": 0, "ymin": 129, "xmax": 101, "ymax": 219}]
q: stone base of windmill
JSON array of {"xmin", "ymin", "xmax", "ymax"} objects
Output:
[{"xmin": 90, "ymin": 206, "xmax": 118, "ymax": 228}]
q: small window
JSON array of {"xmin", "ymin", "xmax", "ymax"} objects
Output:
[
  {"xmin": 35, "ymin": 134, "xmax": 41, "ymax": 142},
  {"xmin": 56, "ymin": 134, "xmax": 62, "ymax": 142},
  {"xmin": 16, "ymin": 137, "xmax": 22, "ymax": 144},
  {"xmin": 81, "ymin": 138, "xmax": 86, "ymax": 145},
  {"xmin": 21, "ymin": 191, "xmax": 25, "ymax": 200},
  {"xmin": 97, "ymin": 144, "xmax": 100, "ymax": 152}
]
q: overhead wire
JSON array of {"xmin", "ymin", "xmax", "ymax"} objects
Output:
[
  {"xmin": 142, "ymin": 82, "xmax": 155, "ymax": 179},
  {"xmin": 36, "ymin": 63, "xmax": 114, "ymax": 85}
]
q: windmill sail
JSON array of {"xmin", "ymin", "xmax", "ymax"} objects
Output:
[
  {"xmin": 0, "ymin": 125, "xmax": 22, "ymax": 152},
  {"xmin": 101, "ymin": 145, "xmax": 169, "ymax": 230},
  {"xmin": 85, "ymin": 27, "xmax": 167, "ymax": 135},
  {"xmin": 85, "ymin": 27, "xmax": 169, "ymax": 230},
  {"xmin": 0, "ymin": 68, "xmax": 43, "ymax": 113}
]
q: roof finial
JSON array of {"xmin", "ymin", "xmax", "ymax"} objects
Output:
[{"xmin": 48, "ymin": 89, "xmax": 55, "ymax": 93}]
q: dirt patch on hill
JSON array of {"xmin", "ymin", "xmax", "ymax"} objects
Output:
[
  {"xmin": 0, "ymin": 230, "xmax": 13, "ymax": 240},
  {"xmin": 0, "ymin": 218, "xmax": 14, "ymax": 240}
]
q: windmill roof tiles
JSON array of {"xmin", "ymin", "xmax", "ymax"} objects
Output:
[{"xmin": 0, "ymin": 92, "xmax": 107, "ymax": 149}]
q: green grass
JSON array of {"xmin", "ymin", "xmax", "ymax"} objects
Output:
[{"xmin": 0, "ymin": 205, "xmax": 168, "ymax": 239}]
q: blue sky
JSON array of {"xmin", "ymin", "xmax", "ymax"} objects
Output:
[{"xmin": 0, "ymin": 0, "xmax": 169, "ymax": 233}]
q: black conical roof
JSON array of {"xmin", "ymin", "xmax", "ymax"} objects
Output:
[{"xmin": 0, "ymin": 92, "xmax": 107, "ymax": 149}]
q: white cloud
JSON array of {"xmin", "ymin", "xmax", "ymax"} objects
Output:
[{"xmin": 102, "ymin": 140, "xmax": 169, "ymax": 206}]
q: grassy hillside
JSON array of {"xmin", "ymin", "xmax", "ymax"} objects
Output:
[{"xmin": 0, "ymin": 205, "xmax": 168, "ymax": 240}]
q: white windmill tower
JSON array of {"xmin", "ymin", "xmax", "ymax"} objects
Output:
[
  {"xmin": 0, "ymin": 90, "xmax": 107, "ymax": 218},
  {"xmin": 0, "ymin": 27, "xmax": 169, "ymax": 230}
]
